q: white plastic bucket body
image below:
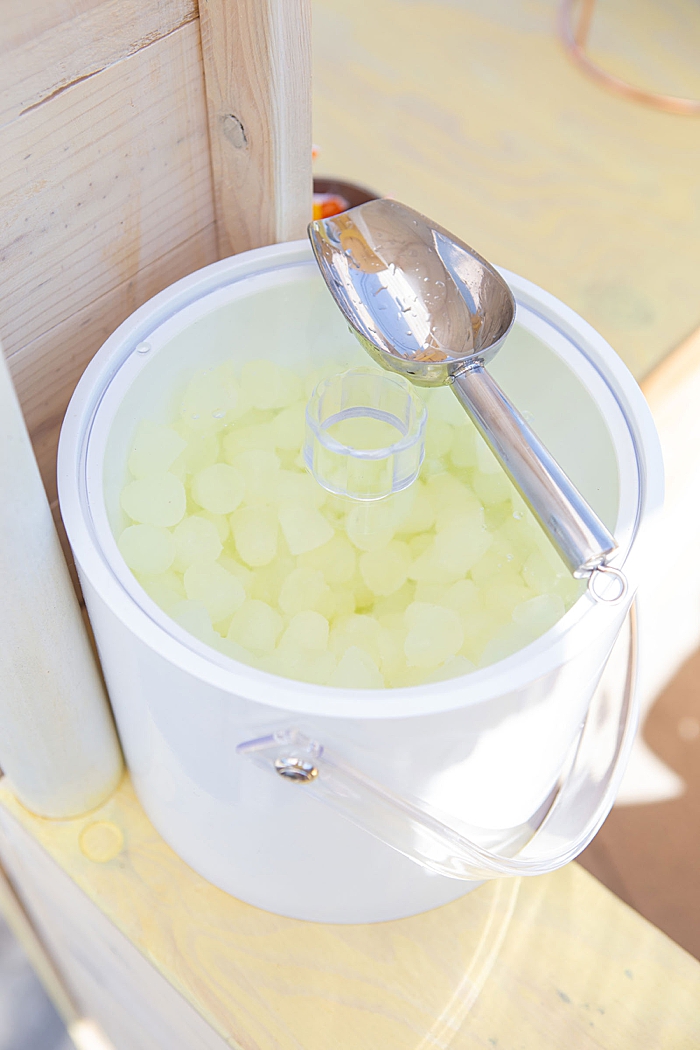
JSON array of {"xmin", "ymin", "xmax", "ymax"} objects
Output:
[{"xmin": 58, "ymin": 242, "xmax": 663, "ymax": 923}]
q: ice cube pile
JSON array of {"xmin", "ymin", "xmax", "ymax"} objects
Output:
[{"xmin": 116, "ymin": 359, "xmax": 583, "ymax": 689}]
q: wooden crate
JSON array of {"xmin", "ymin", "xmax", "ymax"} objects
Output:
[{"xmin": 2, "ymin": 4, "xmax": 700, "ymax": 1046}]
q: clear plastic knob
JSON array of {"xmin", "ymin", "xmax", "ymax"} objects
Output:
[{"xmin": 304, "ymin": 367, "xmax": 427, "ymax": 501}]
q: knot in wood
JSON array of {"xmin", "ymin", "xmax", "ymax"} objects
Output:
[{"xmin": 222, "ymin": 114, "xmax": 247, "ymax": 149}]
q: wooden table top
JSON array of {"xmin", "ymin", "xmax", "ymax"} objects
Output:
[
  {"xmin": 312, "ymin": 0, "xmax": 700, "ymax": 381},
  {"xmin": 0, "ymin": 775, "xmax": 698, "ymax": 1049}
]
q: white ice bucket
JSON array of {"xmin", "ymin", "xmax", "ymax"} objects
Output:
[{"xmin": 58, "ymin": 242, "xmax": 663, "ymax": 923}]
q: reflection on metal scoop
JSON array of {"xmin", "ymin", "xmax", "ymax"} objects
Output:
[{"xmin": 308, "ymin": 198, "xmax": 626, "ymax": 602}]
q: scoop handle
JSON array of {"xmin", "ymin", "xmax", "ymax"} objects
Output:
[{"xmin": 452, "ymin": 363, "xmax": 618, "ymax": 582}]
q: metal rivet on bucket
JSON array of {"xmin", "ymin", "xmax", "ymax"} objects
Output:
[{"xmin": 274, "ymin": 756, "xmax": 319, "ymax": 783}]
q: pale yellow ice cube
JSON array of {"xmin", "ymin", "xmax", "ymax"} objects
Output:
[
  {"xmin": 475, "ymin": 434, "xmax": 502, "ymax": 474},
  {"xmin": 440, "ymin": 579, "xmax": 480, "ymax": 617},
  {"xmin": 227, "ymin": 599, "xmax": 283, "ymax": 653},
  {"xmin": 377, "ymin": 625, "xmax": 406, "ymax": 680},
  {"xmin": 346, "ymin": 501, "xmax": 395, "ymax": 552},
  {"xmin": 408, "ymin": 533, "xmax": 433, "ymax": 560},
  {"xmin": 351, "ymin": 572, "xmax": 375, "ymax": 613},
  {"xmin": 471, "ymin": 540, "xmax": 520, "ymax": 584},
  {"xmin": 276, "ymin": 470, "xmax": 326, "ymax": 509},
  {"xmin": 172, "ymin": 516, "xmax": 222, "ymax": 572},
  {"xmin": 230, "ymin": 506, "xmax": 279, "ymax": 566},
  {"xmin": 128, "ymin": 421, "xmax": 187, "ymax": 478},
  {"xmin": 360, "ymin": 540, "xmax": 411, "ymax": 596},
  {"xmin": 271, "ymin": 401, "xmax": 306, "ymax": 450},
  {"xmin": 180, "ymin": 369, "xmax": 237, "ymax": 432},
  {"xmin": 121, "ymin": 473, "xmax": 186, "ymax": 527},
  {"xmin": 409, "ymin": 523, "xmax": 491, "ymax": 585},
  {"xmin": 395, "ymin": 482, "xmax": 435, "ymax": 535},
  {"xmin": 263, "ymin": 647, "xmax": 336, "ymax": 685},
  {"xmin": 198, "ymin": 510, "xmax": 230, "ymax": 543},
  {"xmin": 248, "ymin": 555, "xmax": 295, "ymax": 605},
  {"xmin": 173, "ymin": 431, "xmax": 220, "ymax": 475},
  {"xmin": 279, "ymin": 610, "xmax": 329, "ymax": 651},
  {"xmin": 171, "ymin": 599, "xmax": 220, "ymax": 645},
  {"xmin": 434, "ymin": 518, "xmax": 493, "ymax": 575},
  {"xmin": 330, "ymin": 587, "xmax": 356, "ymax": 619},
  {"xmin": 183, "ymin": 561, "xmax": 246, "ymax": 622},
  {"xmin": 427, "ymin": 473, "xmax": 483, "ymax": 531},
  {"xmin": 240, "ymin": 360, "xmax": 303, "ymax": 411},
  {"xmin": 118, "ymin": 523, "xmax": 175, "ymax": 575},
  {"xmin": 329, "ymin": 614, "xmax": 382, "ymax": 665},
  {"xmin": 450, "ymin": 426, "xmax": 478, "ymax": 469},
  {"xmin": 279, "ymin": 566, "xmax": 327, "ymax": 616},
  {"xmin": 373, "ymin": 581, "xmax": 415, "ymax": 622},
  {"xmin": 425, "ymin": 417, "xmax": 453, "ymax": 458},
  {"xmin": 413, "ymin": 581, "xmax": 449, "ymax": 605},
  {"xmin": 191, "ymin": 463, "xmax": 245, "ymax": 515},
  {"xmin": 481, "ymin": 574, "xmax": 533, "ymax": 618},
  {"xmin": 473, "ymin": 471, "xmax": 513, "ymax": 506},
  {"xmin": 217, "ymin": 552, "xmax": 253, "ymax": 593},
  {"xmin": 424, "ymin": 655, "xmax": 476, "ymax": 683},
  {"xmin": 512, "ymin": 593, "xmax": 565, "ymax": 634},
  {"xmin": 232, "ymin": 449, "xmax": 280, "ymax": 504},
  {"xmin": 297, "ymin": 534, "xmax": 356, "ymax": 584},
  {"xmin": 136, "ymin": 570, "xmax": 185, "ymax": 614},
  {"xmin": 427, "ymin": 386, "xmax": 470, "ymax": 427},
  {"xmin": 214, "ymin": 635, "xmax": 257, "ymax": 666},
  {"xmin": 329, "ymin": 646, "xmax": 384, "ymax": 689},
  {"xmin": 223, "ymin": 422, "xmax": 276, "ymax": 460},
  {"xmin": 278, "ymin": 502, "xmax": 334, "ymax": 556},
  {"xmin": 521, "ymin": 551, "xmax": 561, "ymax": 594},
  {"xmin": 404, "ymin": 602, "xmax": 464, "ymax": 669}
]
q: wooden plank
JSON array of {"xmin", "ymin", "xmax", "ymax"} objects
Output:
[
  {"xmin": 0, "ymin": 345, "xmax": 122, "ymax": 819},
  {"xmin": 0, "ymin": 861, "xmax": 78, "ymax": 1026},
  {"xmin": 0, "ymin": 0, "xmax": 197, "ymax": 130},
  {"xmin": 0, "ymin": 775, "xmax": 697, "ymax": 1050},
  {"xmin": 0, "ymin": 20, "xmax": 214, "ymax": 360},
  {"xmin": 199, "ymin": 0, "xmax": 313, "ymax": 255},
  {"xmin": 7, "ymin": 223, "xmax": 217, "ymax": 505},
  {"xmin": 0, "ymin": 794, "xmax": 230, "ymax": 1050}
]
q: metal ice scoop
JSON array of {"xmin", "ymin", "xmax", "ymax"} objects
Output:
[{"xmin": 308, "ymin": 198, "xmax": 625, "ymax": 600}]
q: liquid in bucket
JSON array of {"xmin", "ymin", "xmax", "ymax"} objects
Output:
[{"xmin": 116, "ymin": 358, "xmax": 583, "ymax": 688}]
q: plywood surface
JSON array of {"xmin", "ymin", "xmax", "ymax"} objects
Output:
[
  {"xmin": 0, "ymin": 13, "xmax": 216, "ymax": 501},
  {"xmin": 312, "ymin": 0, "xmax": 700, "ymax": 380},
  {"xmin": 0, "ymin": 776, "xmax": 698, "ymax": 1049}
]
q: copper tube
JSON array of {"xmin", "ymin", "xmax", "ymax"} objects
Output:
[{"xmin": 558, "ymin": 0, "xmax": 700, "ymax": 116}]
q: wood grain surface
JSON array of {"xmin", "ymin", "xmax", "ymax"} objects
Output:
[
  {"xmin": 0, "ymin": 0, "xmax": 198, "ymax": 129},
  {"xmin": 199, "ymin": 0, "xmax": 313, "ymax": 256},
  {"xmin": 0, "ymin": 15, "xmax": 216, "ymax": 501},
  {"xmin": 312, "ymin": 0, "xmax": 700, "ymax": 380},
  {"xmin": 0, "ymin": 775, "xmax": 698, "ymax": 1050}
]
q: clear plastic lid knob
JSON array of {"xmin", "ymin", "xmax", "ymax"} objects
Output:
[{"xmin": 304, "ymin": 367, "xmax": 427, "ymax": 501}]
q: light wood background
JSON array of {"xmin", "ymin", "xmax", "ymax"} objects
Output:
[
  {"xmin": 312, "ymin": 0, "xmax": 700, "ymax": 380},
  {"xmin": 0, "ymin": 775, "xmax": 698, "ymax": 1050}
]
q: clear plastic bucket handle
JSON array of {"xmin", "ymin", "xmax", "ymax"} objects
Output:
[{"xmin": 237, "ymin": 603, "xmax": 637, "ymax": 881}]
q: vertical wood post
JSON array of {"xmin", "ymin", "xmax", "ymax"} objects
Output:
[
  {"xmin": 0, "ymin": 347, "xmax": 123, "ymax": 818},
  {"xmin": 199, "ymin": 0, "xmax": 313, "ymax": 257}
]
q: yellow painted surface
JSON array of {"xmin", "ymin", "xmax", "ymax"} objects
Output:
[
  {"xmin": 1, "ymin": 775, "xmax": 699, "ymax": 1048},
  {"xmin": 313, "ymin": 0, "xmax": 700, "ymax": 378}
]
